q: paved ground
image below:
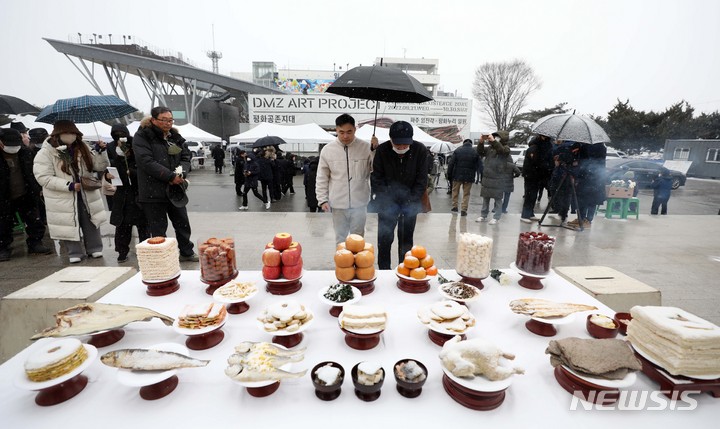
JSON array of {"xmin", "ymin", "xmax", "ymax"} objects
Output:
[{"xmin": 2, "ymin": 164, "xmax": 719, "ymax": 326}]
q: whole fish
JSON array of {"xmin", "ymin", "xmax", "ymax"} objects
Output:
[
  {"xmin": 101, "ymin": 349, "xmax": 209, "ymax": 371},
  {"xmin": 31, "ymin": 303, "xmax": 174, "ymax": 339}
]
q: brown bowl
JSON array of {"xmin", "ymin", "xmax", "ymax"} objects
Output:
[
  {"xmin": 351, "ymin": 363, "xmax": 385, "ymax": 402},
  {"xmin": 586, "ymin": 314, "xmax": 619, "ymax": 339},
  {"xmin": 311, "ymin": 361, "xmax": 344, "ymax": 401},
  {"xmin": 393, "ymin": 359, "xmax": 428, "ymax": 398},
  {"xmin": 613, "ymin": 312, "xmax": 633, "ymax": 335}
]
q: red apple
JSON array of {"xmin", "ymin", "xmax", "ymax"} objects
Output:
[
  {"xmin": 272, "ymin": 232, "xmax": 293, "ymax": 251},
  {"xmin": 288, "ymin": 241, "xmax": 302, "ymax": 253},
  {"xmin": 262, "ymin": 264, "xmax": 281, "ymax": 280},
  {"xmin": 261, "ymin": 248, "xmax": 282, "ymax": 267},
  {"xmin": 265, "ymin": 242, "xmax": 275, "ymax": 249},
  {"xmin": 282, "ymin": 260, "xmax": 303, "ymax": 280},
  {"xmin": 281, "ymin": 247, "xmax": 302, "ymax": 266}
]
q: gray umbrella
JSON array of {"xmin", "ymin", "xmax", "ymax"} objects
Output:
[{"xmin": 531, "ymin": 113, "xmax": 610, "ymax": 144}]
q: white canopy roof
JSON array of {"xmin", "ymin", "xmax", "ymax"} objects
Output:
[
  {"xmin": 355, "ymin": 124, "xmax": 447, "ymax": 147},
  {"xmin": 229, "ymin": 122, "xmax": 335, "ymax": 144},
  {"xmin": 174, "ymin": 123, "xmax": 222, "ymax": 142}
]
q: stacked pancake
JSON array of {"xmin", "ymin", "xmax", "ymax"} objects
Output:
[
  {"xmin": 136, "ymin": 237, "xmax": 181, "ymax": 281},
  {"xmin": 25, "ymin": 338, "xmax": 88, "ymax": 382},
  {"xmin": 340, "ymin": 305, "xmax": 387, "ymax": 332},
  {"xmin": 627, "ymin": 306, "xmax": 720, "ymax": 377},
  {"xmin": 178, "ymin": 303, "xmax": 227, "ymax": 329},
  {"xmin": 417, "ymin": 300, "xmax": 475, "ymax": 333}
]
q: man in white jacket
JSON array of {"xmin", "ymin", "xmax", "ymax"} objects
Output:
[{"xmin": 316, "ymin": 114, "xmax": 378, "ymax": 245}]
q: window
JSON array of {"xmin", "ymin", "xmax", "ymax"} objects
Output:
[
  {"xmin": 673, "ymin": 147, "xmax": 690, "ymax": 160},
  {"xmin": 201, "ymin": 111, "xmax": 210, "ymax": 120},
  {"xmin": 707, "ymin": 148, "xmax": 720, "ymax": 163}
]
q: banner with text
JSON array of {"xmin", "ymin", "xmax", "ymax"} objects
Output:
[{"xmin": 249, "ymin": 94, "xmax": 472, "ymax": 143}]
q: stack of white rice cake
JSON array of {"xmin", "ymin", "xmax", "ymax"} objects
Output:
[
  {"xmin": 136, "ymin": 237, "xmax": 180, "ymax": 281},
  {"xmin": 627, "ymin": 306, "xmax": 720, "ymax": 378}
]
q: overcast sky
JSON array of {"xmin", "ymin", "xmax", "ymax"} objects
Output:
[{"xmin": 2, "ymin": 0, "xmax": 718, "ymax": 131}]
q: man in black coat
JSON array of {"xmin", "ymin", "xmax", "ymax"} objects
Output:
[
  {"xmin": 521, "ymin": 135, "xmax": 554, "ymax": 222},
  {"xmin": 371, "ymin": 121, "xmax": 429, "ymax": 269},
  {"xmin": 0, "ymin": 129, "xmax": 52, "ymax": 261},
  {"xmin": 447, "ymin": 139, "xmax": 479, "ymax": 216},
  {"xmin": 133, "ymin": 106, "xmax": 198, "ymax": 261},
  {"xmin": 211, "ymin": 144, "xmax": 225, "ymax": 174}
]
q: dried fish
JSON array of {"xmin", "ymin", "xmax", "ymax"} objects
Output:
[
  {"xmin": 509, "ymin": 298, "xmax": 597, "ymax": 319},
  {"xmin": 101, "ymin": 349, "xmax": 209, "ymax": 371},
  {"xmin": 31, "ymin": 303, "xmax": 174, "ymax": 339},
  {"xmin": 225, "ymin": 341, "xmax": 306, "ymax": 382}
]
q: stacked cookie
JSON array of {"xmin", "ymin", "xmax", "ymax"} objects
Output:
[
  {"xmin": 417, "ymin": 300, "xmax": 475, "ymax": 333},
  {"xmin": 258, "ymin": 300, "xmax": 313, "ymax": 333},
  {"xmin": 627, "ymin": 305, "xmax": 720, "ymax": 377}
]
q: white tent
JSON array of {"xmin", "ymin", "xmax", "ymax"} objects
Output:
[
  {"xmin": 174, "ymin": 123, "xmax": 222, "ymax": 142},
  {"xmin": 126, "ymin": 121, "xmax": 141, "ymax": 136},
  {"xmin": 355, "ymin": 124, "xmax": 447, "ymax": 147},
  {"xmin": 229, "ymin": 122, "xmax": 335, "ymax": 154},
  {"xmin": 229, "ymin": 122, "xmax": 335, "ymax": 144}
]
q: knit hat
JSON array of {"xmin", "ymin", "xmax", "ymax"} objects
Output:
[
  {"xmin": 50, "ymin": 120, "xmax": 83, "ymax": 137},
  {"xmin": 0, "ymin": 129, "xmax": 23, "ymax": 146},
  {"xmin": 389, "ymin": 120, "xmax": 413, "ymax": 145},
  {"xmin": 29, "ymin": 128, "xmax": 49, "ymax": 143},
  {"xmin": 10, "ymin": 122, "xmax": 29, "ymax": 133}
]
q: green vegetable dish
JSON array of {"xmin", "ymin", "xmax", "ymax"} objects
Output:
[{"xmin": 324, "ymin": 284, "xmax": 354, "ymax": 303}]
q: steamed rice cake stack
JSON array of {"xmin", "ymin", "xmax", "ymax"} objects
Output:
[
  {"xmin": 627, "ymin": 306, "xmax": 720, "ymax": 377},
  {"xmin": 137, "ymin": 237, "xmax": 181, "ymax": 281}
]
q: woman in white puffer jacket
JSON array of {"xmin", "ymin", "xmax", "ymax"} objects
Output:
[{"xmin": 33, "ymin": 120, "xmax": 109, "ymax": 263}]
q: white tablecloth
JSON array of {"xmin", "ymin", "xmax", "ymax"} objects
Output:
[{"xmin": 1, "ymin": 269, "xmax": 716, "ymax": 427}]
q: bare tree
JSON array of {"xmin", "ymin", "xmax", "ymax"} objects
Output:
[{"xmin": 472, "ymin": 60, "xmax": 541, "ymax": 131}]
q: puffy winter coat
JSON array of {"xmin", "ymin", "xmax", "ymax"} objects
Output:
[
  {"xmin": 133, "ymin": 117, "xmax": 192, "ymax": 203},
  {"xmin": 448, "ymin": 140, "xmax": 479, "ymax": 183},
  {"xmin": 33, "ymin": 141, "xmax": 108, "ymax": 241},
  {"xmin": 316, "ymin": 137, "xmax": 373, "ymax": 209},
  {"xmin": 371, "ymin": 141, "xmax": 428, "ymax": 214},
  {"xmin": 480, "ymin": 140, "xmax": 515, "ymax": 198}
]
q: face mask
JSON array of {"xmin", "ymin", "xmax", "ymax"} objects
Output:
[
  {"xmin": 3, "ymin": 146, "xmax": 21, "ymax": 154},
  {"xmin": 59, "ymin": 134, "xmax": 76, "ymax": 144},
  {"xmin": 118, "ymin": 137, "xmax": 127, "ymax": 143},
  {"xmin": 392, "ymin": 146, "xmax": 410, "ymax": 155},
  {"xmin": 116, "ymin": 147, "xmax": 125, "ymax": 157}
]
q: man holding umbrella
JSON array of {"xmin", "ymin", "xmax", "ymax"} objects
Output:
[
  {"xmin": 316, "ymin": 113, "xmax": 378, "ymax": 245},
  {"xmin": 371, "ymin": 121, "xmax": 429, "ymax": 269},
  {"xmin": 133, "ymin": 106, "xmax": 198, "ymax": 262}
]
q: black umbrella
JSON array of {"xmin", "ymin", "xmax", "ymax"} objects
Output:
[
  {"xmin": 0, "ymin": 94, "xmax": 40, "ymax": 115},
  {"xmin": 326, "ymin": 64, "xmax": 433, "ymax": 135},
  {"xmin": 251, "ymin": 135, "xmax": 286, "ymax": 148}
]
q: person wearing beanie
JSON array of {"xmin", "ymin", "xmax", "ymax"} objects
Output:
[
  {"xmin": 33, "ymin": 120, "xmax": 109, "ymax": 263},
  {"xmin": 133, "ymin": 106, "xmax": 198, "ymax": 262},
  {"xmin": 28, "ymin": 128, "xmax": 49, "ymax": 155},
  {"xmin": 0, "ymin": 129, "xmax": 53, "ymax": 261},
  {"xmin": 371, "ymin": 120, "xmax": 429, "ymax": 269}
]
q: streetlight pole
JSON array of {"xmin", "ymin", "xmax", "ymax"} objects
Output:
[
  {"xmin": 92, "ymin": 33, "xmax": 97, "ymax": 44},
  {"xmin": 108, "ymin": 34, "xmax": 112, "ymax": 44},
  {"xmin": 77, "ymin": 33, "xmax": 82, "ymax": 44}
]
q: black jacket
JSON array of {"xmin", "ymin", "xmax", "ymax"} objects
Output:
[
  {"xmin": 522, "ymin": 136, "xmax": 554, "ymax": 182},
  {"xmin": 133, "ymin": 123, "xmax": 192, "ymax": 203},
  {"xmin": 448, "ymin": 141, "xmax": 479, "ymax": 183},
  {"xmin": 109, "ymin": 136, "xmax": 146, "ymax": 226},
  {"xmin": 371, "ymin": 141, "xmax": 429, "ymax": 212},
  {"xmin": 0, "ymin": 147, "xmax": 41, "ymax": 208}
]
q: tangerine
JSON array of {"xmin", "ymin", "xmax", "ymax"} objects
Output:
[
  {"xmin": 354, "ymin": 250, "xmax": 374, "ymax": 268},
  {"xmin": 335, "ymin": 266, "xmax": 356, "ymax": 282},
  {"xmin": 420, "ymin": 255, "xmax": 434, "ymax": 269},
  {"xmin": 336, "ymin": 242, "xmax": 347, "ymax": 251},
  {"xmin": 403, "ymin": 255, "xmax": 420, "ymax": 269},
  {"xmin": 426, "ymin": 265, "xmax": 438, "ymax": 276},
  {"xmin": 355, "ymin": 266, "xmax": 375, "ymax": 280},
  {"xmin": 396, "ymin": 263, "xmax": 411, "ymax": 276},
  {"xmin": 410, "ymin": 267, "xmax": 427, "ymax": 279},
  {"xmin": 334, "ymin": 249, "xmax": 355, "ymax": 268},
  {"xmin": 363, "ymin": 242, "xmax": 374, "ymax": 254},
  {"xmin": 345, "ymin": 234, "xmax": 365, "ymax": 253},
  {"xmin": 410, "ymin": 245, "xmax": 427, "ymax": 259}
]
